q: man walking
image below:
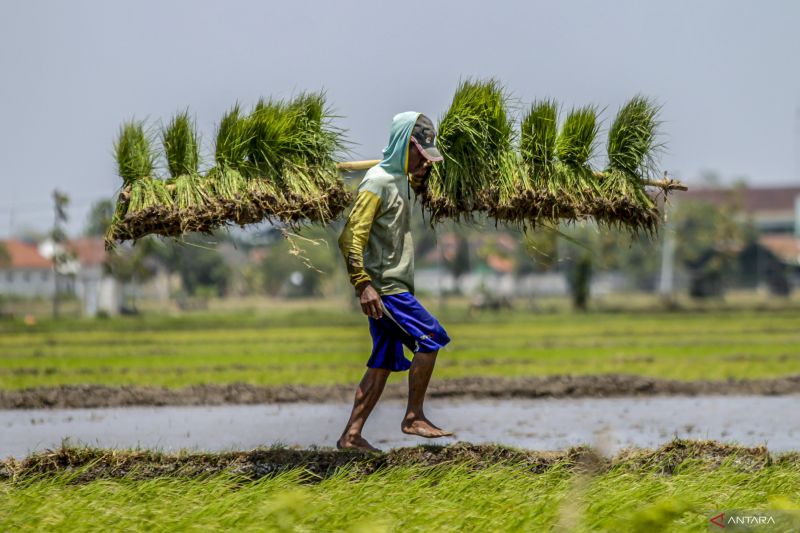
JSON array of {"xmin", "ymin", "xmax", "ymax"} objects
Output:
[{"xmin": 337, "ymin": 112, "xmax": 453, "ymax": 451}]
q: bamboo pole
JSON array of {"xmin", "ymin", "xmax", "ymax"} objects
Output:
[
  {"xmin": 336, "ymin": 160, "xmax": 688, "ymax": 191},
  {"xmin": 336, "ymin": 160, "xmax": 380, "ymax": 172}
]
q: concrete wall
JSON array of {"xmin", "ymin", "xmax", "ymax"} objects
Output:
[
  {"xmin": 0, "ymin": 266, "xmax": 120, "ymax": 316},
  {"xmin": 414, "ymin": 269, "xmax": 636, "ymax": 298},
  {"xmin": 0, "ymin": 268, "xmax": 54, "ymax": 297}
]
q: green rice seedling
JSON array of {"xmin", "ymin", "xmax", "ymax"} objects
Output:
[
  {"xmin": 520, "ymin": 99, "xmax": 559, "ymax": 180},
  {"xmin": 287, "ymin": 93, "xmax": 344, "ymax": 173},
  {"xmin": 207, "ymin": 104, "xmax": 258, "ymax": 225},
  {"xmin": 489, "ymin": 149, "xmax": 529, "ymax": 223},
  {"xmin": 517, "ymin": 100, "xmax": 560, "ymax": 222},
  {"xmin": 555, "ymin": 106, "xmax": 598, "ymax": 169},
  {"xmin": 284, "ymin": 92, "xmax": 349, "ymax": 221},
  {"xmin": 106, "ymin": 120, "xmax": 177, "ymax": 245},
  {"xmin": 425, "ymin": 79, "xmax": 514, "ymax": 222},
  {"xmin": 209, "ymin": 165, "xmax": 257, "ymax": 224},
  {"xmin": 248, "ymin": 97, "xmax": 289, "ymax": 178},
  {"xmin": 607, "ymin": 95, "xmax": 661, "ymax": 179},
  {"xmin": 214, "ymin": 103, "xmax": 252, "ymax": 171},
  {"xmin": 162, "ymin": 111, "xmax": 213, "ymax": 233},
  {"xmin": 602, "ymin": 96, "xmax": 663, "ymax": 235},
  {"xmin": 112, "ymin": 120, "xmax": 156, "ymax": 229},
  {"xmin": 114, "ymin": 120, "xmax": 156, "ymax": 186},
  {"xmin": 163, "ymin": 110, "xmax": 200, "ymax": 178},
  {"xmin": 122, "ymin": 177, "xmax": 175, "ymax": 241},
  {"xmin": 551, "ymin": 106, "xmax": 600, "ymax": 220},
  {"xmin": 245, "ymin": 98, "xmax": 294, "ymax": 220},
  {"xmin": 247, "ymin": 92, "xmax": 347, "ymax": 223}
]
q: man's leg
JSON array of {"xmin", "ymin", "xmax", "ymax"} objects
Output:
[
  {"xmin": 401, "ymin": 350, "xmax": 453, "ymax": 438},
  {"xmin": 338, "ymin": 367, "xmax": 391, "ymax": 451}
]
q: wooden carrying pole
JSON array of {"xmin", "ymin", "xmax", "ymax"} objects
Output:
[
  {"xmin": 336, "ymin": 160, "xmax": 381, "ymax": 172},
  {"xmin": 336, "ymin": 160, "xmax": 688, "ymax": 192}
]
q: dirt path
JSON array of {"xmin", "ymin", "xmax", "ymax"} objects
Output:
[{"xmin": 2, "ymin": 374, "xmax": 800, "ymax": 409}]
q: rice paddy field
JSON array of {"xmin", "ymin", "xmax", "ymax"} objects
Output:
[
  {"xmin": 2, "ymin": 303, "xmax": 799, "ymax": 531},
  {"xmin": 0, "ymin": 305, "xmax": 798, "ymax": 390}
]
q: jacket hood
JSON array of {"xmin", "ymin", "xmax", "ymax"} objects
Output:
[{"xmin": 379, "ymin": 111, "xmax": 421, "ymax": 177}]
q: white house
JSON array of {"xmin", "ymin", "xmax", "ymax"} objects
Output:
[
  {"xmin": 0, "ymin": 239, "xmax": 54, "ymax": 298},
  {"xmin": 0, "ymin": 238, "xmax": 120, "ymax": 316}
]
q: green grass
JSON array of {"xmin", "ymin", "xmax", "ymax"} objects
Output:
[
  {"xmin": 0, "ymin": 308, "xmax": 798, "ymax": 390},
  {"xmin": 2, "ymin": 449, "xmax": 798, "ymax": 532}
]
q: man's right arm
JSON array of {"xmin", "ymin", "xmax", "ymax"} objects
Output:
[{"xmin": 338, "ymin": 190, "xmax": 383, "ymax": 318}]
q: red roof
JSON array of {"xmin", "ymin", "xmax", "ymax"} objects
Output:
[
  {"xmin": 0, "ymin": 240, "xmax": 52, "ymax": 269},
  {"xmin": 67, "ymin": 238, "xmax": 106, "ymax": 267},
  {"xmin": 682, "ymin": 186, "xmax": 800, "ymax": 213},
  {"xmin": 759, "ymin": 235, "xmax": 800, "ymax": 265},
  {"xmin": 486, "ymin": 254, "xmax": 515, "ymax": 273}
]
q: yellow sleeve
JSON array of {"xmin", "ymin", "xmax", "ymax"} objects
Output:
[{"xmin": 338, "ymin": 190, "xmax": 381, "ymax": 289}]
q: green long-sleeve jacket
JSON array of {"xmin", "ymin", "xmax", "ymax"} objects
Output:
[{"xmin": 338, "ymin": 112, "xmax": 424, "ymax": 295}]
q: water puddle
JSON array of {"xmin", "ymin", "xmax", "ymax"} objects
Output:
[{"xmin": 2, "ymin": 395, "xmax": 798, "ymax": 459}]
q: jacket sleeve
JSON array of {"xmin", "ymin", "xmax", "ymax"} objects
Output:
[{"xmin": 338, "ymin": 189, "xmax": 382, "ymax": 290}]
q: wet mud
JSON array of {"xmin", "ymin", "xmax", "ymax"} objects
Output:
[{"xmin": 3, "ymin": 374, "xmax": 800, "ymax": 409}]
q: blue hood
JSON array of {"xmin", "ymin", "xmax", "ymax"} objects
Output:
[{"xmin": 379, "ymin": 111, "xmax": 421, "ymax": 177}]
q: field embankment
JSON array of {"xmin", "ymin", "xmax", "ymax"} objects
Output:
[{"xmin": 2, "ymin": 440, "xmax": 799, "ymax": 532}]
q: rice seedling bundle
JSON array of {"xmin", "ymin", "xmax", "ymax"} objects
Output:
[
  {"xmin": 105, "ymin": 85, "xmax": 681, "ymax": 249},
  {"xmin": 246, "ymin": 93, "xmax": 348, "ymax": 223},
  {"xmin": 207, "ymin": 103, "xmax": 261, "ymax": 225},
  {"xmin": 106, "ymin": 92, "xmax": 350, "ymax": 249},
  {"xmin": 419, "ymin": 82, "xmax": 680, "ymax": 235},
  {"xmin": 106, "ymin": 121, "xmax": 175, "ymax": 243},
  {"xmin": 424, "ymin": 79, "xmax": 515, "ymax": 221},
  {"xmin": 601, "ymin": 95, "xmax": 663, "ymax": 234},
  {"xmin": 162, "ymin": 111, "xmax": 220, "ymax": 234}
]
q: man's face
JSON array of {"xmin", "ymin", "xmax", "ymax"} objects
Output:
[{"xmin": 407, "ymin": 140, "xmax": 433, "ymax": 178}]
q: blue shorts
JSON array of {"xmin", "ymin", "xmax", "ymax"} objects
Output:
[{"xmin": 367, "ymin": 292, "xmax": 450, "ymax": 372}]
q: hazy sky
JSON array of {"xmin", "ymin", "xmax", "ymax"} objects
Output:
[{"xmin": 1, "ymin": 0, "xmax": 799, "ymax": 236}]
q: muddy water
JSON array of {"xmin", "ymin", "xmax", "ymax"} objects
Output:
[{"xmin": 2, "ymin": 395, "xmax": 799, "ymax": 459}]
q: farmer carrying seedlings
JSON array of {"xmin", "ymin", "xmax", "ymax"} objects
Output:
[{"xmin": 337, "ymin": 112, "xmax": 453, "ymax": 451}]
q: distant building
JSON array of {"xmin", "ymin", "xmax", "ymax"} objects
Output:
[
  {"xmin": 681, "ymin": 185, "xmax": 800, "ymax": 235},
  {"xmin": 67, "ymin": 238, "xmax": 120, "ymax": 316},
  {"xmin": 0, "ymin": 240, "xmax": 54, "ymax": 298},
  {"xmin": 0, "ymin": 237, "xmax": 120, "ymax": 315},
  {"xmin": 679, "ymin": 185, "xmax": 800, "ymax": 294}
]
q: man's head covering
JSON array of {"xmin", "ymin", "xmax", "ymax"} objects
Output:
[
  {"xmin": 379, "ymin": 112, "xmax": 442, "ymax": 176},
  {"xmin": 410, "ymin": 114, "xmax": 443, "ymax": 162}
]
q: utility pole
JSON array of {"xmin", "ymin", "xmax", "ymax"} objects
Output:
[
  {"xmin": 52, "ymin": 189, "xmax": 69, "ymax": 318},
  {"xmin": 795, "ymin": 105, "xmax": 800, "ymax": 185},
  {"xmin": 658, "ymin": 201, "xmax": 676, "ymax": 304},
  {"xmin": 795, "ymin": 106, "xmax": 800, "ymax": 239}
]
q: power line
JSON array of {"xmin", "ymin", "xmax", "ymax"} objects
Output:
[
  {"xmin": 0, "ymin": 194, "xmax": 111, "ymax": 211},
  {"xmin": 0, "ymin": 197, "xmax": 107, "ymax": 216}
]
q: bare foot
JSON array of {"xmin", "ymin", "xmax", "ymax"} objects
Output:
[
  {"xmin": 401, "ymin": 416, "xmax": 454, "ymax": 438},
  {"xmin": 337, "ymin": 434, "xmax": 381, "ymax": 452}
]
